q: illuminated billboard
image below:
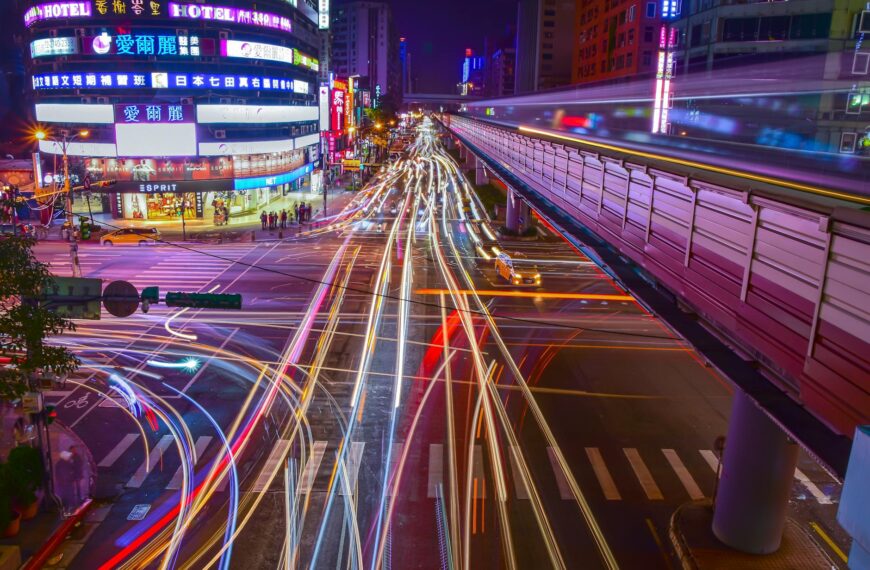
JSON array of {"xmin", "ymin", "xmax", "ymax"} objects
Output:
[
  {"xmin": 85, "ymin": 156, "xmax": 233, "ymax": 183},
  {"xmin": 114, "ymin": 103, "xmax": 194, "ymax": 124},
  {"xmin": 168, "ymin": 3, "xmax": 292, "ymax": 33},
  {"xmin": 319, "ymin": 0, "xmax": 329, "ymax": 29},
  {"xmin": 24, "ymin": 2, "xmax": 92, "ymax": 27},
  {"xmin": 294, "ymin": 51, "xmax": 320, "ymax": 72},
  {"xmin": 30, "ymin": 37, "xmax": 79, "ymax": 58},
  {"xmin": 196, "ymin": 104, "xmax": 318, "ymax": 124},
  {"xmin": 81, "ymin": 32, "xmax": 214, "ymax": 56},
  {"xmin": 221, "ymin": 40, "xmax": 294, "ymax": 65},
  {"xmin": 331, "ymin": 82, "xmax": 346, "ymax": 132},
  {"xmin": 115, "ymin": 123, "xmax": 197, "ymax": 157}
]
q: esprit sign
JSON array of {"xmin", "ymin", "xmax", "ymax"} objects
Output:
[
  {"xmin": 24, "ymin": 2, "xmax": 92, "ymax": 27},
  {"xmin": 168, "ymin": 3, "xmax": 291, "ymax": 33}
]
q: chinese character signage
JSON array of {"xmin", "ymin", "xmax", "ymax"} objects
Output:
[
  {"xmin": 331, "ymin": 85, "xmax": 346, "ymax": 132},
  {"xmin": 114, "ymin": 104, "xmax": 193, "ymax": 123},
  {"xmin": 293, "ymin": 50, "xmax": 320, "ymax": 72},
  {"xmin": 24, "ymin": 2, "xmax": 92, "ymax": 27},
  {"xmin": 319, "ymin": 0, "xmax": 329, "ymax": 29},
  {"xmin": 30, "ymin": 37, "xmax": 79, "ymax": 58},
  {"xmin": 221, "ymin": 40, "xmax": 294, "ymax": 65},
  {"xmin": 168, "ymin": 3, "xmax": 291, "ymax": 33},
  {"xmin": 32, "ymin": 71, "xmax": 305, "ymax": 93},
  {"xmin": 93, "ymin": 0, "xmax": 162, "ymax": 15},
  {"xmin": 82, "ymin": 33, "xmax": 214, "ymax": 56}
]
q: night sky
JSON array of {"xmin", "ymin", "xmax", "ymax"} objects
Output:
[{"xmin": 385, "ymin": 0, "xmax": 517, "ymax": 93}]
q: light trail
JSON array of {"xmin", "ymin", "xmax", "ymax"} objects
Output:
[{"xmin": 415, "ymin": 289, "xmax": 635, "ymax": 301}]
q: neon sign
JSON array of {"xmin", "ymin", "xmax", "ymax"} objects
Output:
[
  {"xmin": 221, "ymin": 40, "xmax": 294, "ymax": 65},
  {"xmin": 30, "ymin": 37, "xmax": 79, "ymax": 58},
  {"xmin": 24, "ymin": 2, "xmax": 92, "ymax": 27},
  {"xmin": 114, "ymin": 103, "xmax": 193, "ymax": 123},
  {"xmin": 294, "ymin": 50, "xmax": 320, "ymax": 72},
  {"xmin": 82, "ymin": 33, "xmax": 212, "ymax": 56},
  {"xmin": 168, "ymin": 3, "xmax": 291, "ymax": 33},
  {"xmin": 32, "ymin": 71, "xmax": 306, "ymax": 93}
]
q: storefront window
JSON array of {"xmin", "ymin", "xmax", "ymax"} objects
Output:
[{"xmin": 123, "ymin": 192, "xmax": 195, "ymax": 220}]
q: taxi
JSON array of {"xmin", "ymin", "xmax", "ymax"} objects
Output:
[
  {"xmin": 495, "ymin": 252, "xmax": 541, "ymax": 285},
  {"xmin": 100, "ymin": 227, "xmax": 162, "ymax": 246}
]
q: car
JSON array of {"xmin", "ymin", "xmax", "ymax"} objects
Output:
[
  {"xmin": 101, "ymin": 227, "xmax": 161, "ymax": 246},
  {"xmin": 495, "ymin": 252, "xmax": 541, "ymax": 285}
]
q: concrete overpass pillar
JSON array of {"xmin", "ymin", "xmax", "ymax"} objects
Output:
[
  {"xmin": 505, "ymin": 188, "xmax": 530, "ymax": 234},
  {"xmin": 475, "ymin": 161, "xmax": 488, "ymax": 185},
  {"xmin": 712, "ymin": 391, "xmax": 799, "ymax": 554},
  {"xmin": 459, "ymin": 145, "xmax": 467, "ymax": 161}
]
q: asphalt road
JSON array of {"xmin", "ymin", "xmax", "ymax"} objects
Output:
[{"xmin": 31, "ymin": 118, "xmax": 849, "ymax": 569}]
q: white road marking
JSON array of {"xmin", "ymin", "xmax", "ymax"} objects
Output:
[
  {"xmin": 251, "ymin": 439, "xmax": 292, "ymax": 493},
  {"xmin": 508, "ymin": 446, "xmax": 530, "ymax": 500},
  {"xmin": 386, "ymin": 441, "xmax": 404, "ymax": 497},
  {"xmin": 126, "ymin": 435, "xmax": 174, "ymax": 488},
  {"xmin": 585, "ymin": 447, "xmax": 621, "ymax": 500},
  {"xmin": 623, "ymin": 448, "xmax": 663, "ymax": 500},
  {"xmin": 299, "ymin": 441, "xmax": 328, "ymax": 494},
  {"xmin": 427, "ymin": 444, "xmax": 444, "ymax": 499},
  {"xmin": 547, "ymin": 447, "xmax": 573, "ymax": 500},
  {"xmin": 794, "ymin": 469, "xmax": 833, "ymax": 504},
  {"xmin": 340, "ymin": 442, "xmax": 365, "ymax": 496},
  {"xmin": 662, "ymin": 449, "xmax": 704, "ymax": 500},
  {"xmin": 98, "ymin": 433, "xmax": 139, "ymax": 468},
  {"xmin": 699, "ymin": 450, "xmax": 719, "ymax": 473},
  {"xmin": 167, "ymin": 436, "xmax": 213, "ymax": 490}
]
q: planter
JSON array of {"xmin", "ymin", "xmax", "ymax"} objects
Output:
[
  {"xmin": 2, "ymin": 512, "xmax": 19, "ymax": 538},
  {"xmin": 15, "ymin": 499, "xmax": 38, "ymax": 520}
]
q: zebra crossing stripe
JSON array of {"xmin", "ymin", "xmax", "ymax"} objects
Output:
[
  {"xmin": 794, "ymin": 469, "xmax": 833, "ymax": 505},
  {"xmin": 508, "ymin": 446, "xmax": 530, "ymax": 500},
  {"xmin": 662, "ymin": 449, "xmax": 704, "ymax": 500},
  {"xmin": 699, "ymin": 450, "xmax": 719, "ymax": 473},
  {"xmin": 99, "ymin": 434, "xmax": 139, "ymax": 468},
  {"xmin": 427, "ymin": 444, "xmax": 444, "ymax": 499},
  {"xmin": 386, "ymin": 442, "xmax": 404, "ymax": 497},
  {"xmin": 623, "ymin": 448, "xmax": 663, "ymax": 500},
  {"xmin": 340, "ymin": 442, "xmax": 365, "ymax": 497},
  {"xmin": 251, "ymin": 439, "xmax": 292, "ymax": 493},
  {"xmin": 299, "ymin": 441, "xmax": 328, "ymax": 494},
  {"xmin": 167, "ymin": 436, "xmax": 213, "ymax": 491},
  {"xmin": 546, "ymin": 447, "xmax": 573, "ymax": 500},
  {"xmin": 126, "ymin": 435, "xmax": 174, "ymax": 488},
  {"xmin": 585, "ymin": 447, "xmax": 620, "ymax": 500}
]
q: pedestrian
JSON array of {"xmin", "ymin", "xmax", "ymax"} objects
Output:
[
  {"xmin": 260, "ymin": 211, "xmax": 267, "ymax": 230},
  {"xmin": 223, "ymin": 206, "xmax": 230, "ymax": 225},
  {"xmin": 294, "ymin": 203, "xmax": 300, "ymax": 224},
  {"xmin": 280, "ymin": 209, "xmax": 287, "ymax": 229},
  {"xmin": 304, "ymin": 203, "xmax": 311, "ymax": 222}
]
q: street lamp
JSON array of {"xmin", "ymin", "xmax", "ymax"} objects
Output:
[{"xmin": 34, "ymin": 127, "xmax": 90, "ymax": 278}]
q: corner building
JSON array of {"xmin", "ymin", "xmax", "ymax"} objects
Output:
[{"xmin": 23, "ymin": 0, "xmax": 323, "ymax": 221}]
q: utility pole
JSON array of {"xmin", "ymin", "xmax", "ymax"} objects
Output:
[{"xmin": 62, "ymin": 138, "xmax": 82, "ymax": 278}]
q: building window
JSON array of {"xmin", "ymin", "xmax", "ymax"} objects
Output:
[
  {"xmin": 544, "ymin": 20, "xmax": 555, "ymax": 27},
  {"xmin": 619, "ymin": 10, "xmax": 626, "ymax": 24},
  {"xmin": 642, "ymin": 51, "xmax": 651, "ymax": 66},
  {"xmin": 628, "ymin": 28, "xmax": 635, "ymax": 44},
  {"xmin": 544, "ymin": 9, "xmax": 556, "ymax": 16},
  {"xmin": 628, "ymin": 4, "xmax": 635, "ymax": 22},
  {"xmin": 646, "ymin": 2, "xmax": 656, "ymax": 18},
  {"xmin": 627, "ymin": 52, "xmax": 633, "ymax": 67},
  {"xmin": 644, "ymin": 26, "xmax": 654, "ymax": 42}
]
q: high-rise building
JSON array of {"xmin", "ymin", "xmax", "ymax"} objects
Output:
[
  {"xmin": 573, "ymin": 0, "xmax": 663, "ymax": 84},
  {"xmin": 22, "ymin": 0, "xmax": 323, "ymax": 222},
  {"xmin": 331, "ymin": 1, "xmax": 400, "ymax": 99},
  {"xmin": 400, "ymin": 37, "xmax": 412, "ymax": 95},
  {"xmin": 459, "ymin": 49, "xmax": 486, "ymax": 96},
  {"xmin": 490, "ymin": 47, "xmax": 516, "ymax": 97},
  {"xmin": 514, "ymin": 0, "xmax": 577, "ymax": 93}
]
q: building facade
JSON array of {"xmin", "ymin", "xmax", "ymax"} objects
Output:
[
  {"xmin": 515, "ymin": 0, "xmax": 577, "ymax": 93},
  {"xmin": 573, "ymin": 0, "xmax": 664, "ymax": 84},
  {"xmin": 459, "ymin": 49, "xmax": 486, "ymax": 96},
  {"xmin": 330, "ymin": 1, "xmax": 400, "ymax": 99},
  {"xmin": 23, "ymin": 0, "xmax": 323, "ymax": 221},
  {"xmin": 490, "ymin": 47, "xmax": 516, "ymax": 97}
]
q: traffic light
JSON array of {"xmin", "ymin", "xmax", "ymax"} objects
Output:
[
  {"xmin": 165, "ymin": 292, "xmax": 242, "ymax": 310},
  {"xmin": 44, "ymin": 405, "xmax": 57, "ymax": 425}
]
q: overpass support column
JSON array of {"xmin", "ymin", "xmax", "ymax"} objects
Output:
[
  {"xmin": 475, "ymin": 161, "xmax": 488, "ymax": 185},
  {"xmin": 712, "ymin": 391, "xmax": 799, "ymax": 554},
  {"xmin": 505, "ymin": 188, "xmax": 530, "ymax": 233}
]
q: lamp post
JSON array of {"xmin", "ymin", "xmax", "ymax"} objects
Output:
[{"xmin": 35, "ymin": 128, "xmax": 90, "ymax": 278}]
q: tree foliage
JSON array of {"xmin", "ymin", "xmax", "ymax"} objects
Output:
[{"xmin": 0, "ymin": 230, "xmax": 78, "ymax": 400}]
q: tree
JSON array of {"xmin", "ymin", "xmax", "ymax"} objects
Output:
[{"xmin": 0, "ymin": 226, "xmax": 78, "ymax": 400}]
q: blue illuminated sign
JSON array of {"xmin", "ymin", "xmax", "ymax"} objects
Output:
[
  {"xmin": 32, "ymin": 72, "xmax": 304, "ymax": 93},
  {"xmin": 660, "ymin": 0, "xmax": 681, "ymax": 19},
  {"xmin": 233, "ymin": 163, "xmax": 314, "ymax": 190}
]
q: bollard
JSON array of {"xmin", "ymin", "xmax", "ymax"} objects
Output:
[
  {"xmin": 251, "ymin": 230, "xmax": 256, "ymax": 242},
  {"xmin": 278, "ymin": 230, "xmax": 283, "ymax": 239}
]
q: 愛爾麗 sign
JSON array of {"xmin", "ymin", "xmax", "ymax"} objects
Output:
[
  {"xmin": 24, "ymin": 2, "xmax": 92, "ymax": 27},
  {"xmin": 168, "ymin": 3, "xmax": 291, "ymax": 33}
]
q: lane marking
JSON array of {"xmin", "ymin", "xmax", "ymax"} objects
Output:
[
  {"xmin": 699, "ymin": 450, "xmax": 719, "ymax": 473},
  {"xmin": 339, "ymin": 441, "xmax": 365, "ymax": 497},
  {"xmin": 809, "ymin": 521, "xmax": 848, "ymax": 563},
  {"xmin": 646, "ymin": 518, "xmax": 674, "ymax": 570},
  {"xmin": 299, "ymin": 441, "xmax": 328, "ymax": 494},
  {"xmin": 623, "ymin": 448, "xmax": 663, "ymax": 500},
  {"xmin": 662, "ymin": 449, "xmax": 704, "ymax": 500},
  {"xmin": 508, "ymin": 446, "xmax": 530, "ymax": 500},
  {"xmin": 167, "ymin": 436, "xmax": 213, "ymax": 491},
  {"xmin": 386, "ymin": 441, "xmax": 404, "ymax": 497},
  {"xmin": 98, "ymin": 434, "xmax": 139, "ymax": 468},
  {"xmin": 126, "ymin": 435, "xmax": 174, "ymax": 488},
  {"xmin": 251, "ymin": 439, "xmax": 292, "ymax": 493},
  {"xmin": 795, "ymin": 469, "xmax": 833, "ymax": 505},
  {"xmin": 585, "ymin": 447, "xmax": 621, "ymax": 500},
  {"xmin": 547, "ymin": 447, "xmax": 573, "ymax": 500},
  {"xmin": 427, "ymin": 444, "xmax": 444, "ymax": 499}
]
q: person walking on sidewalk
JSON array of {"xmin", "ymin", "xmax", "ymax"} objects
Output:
[
  {"xmin": 280, "ymin": 209, "xmax": 287, "ymax": 229},
  {"xmin": 260, "ymin": 211, "xmax": 267, "ymax": 230},
  {"xmin": 294, "ymin": 203, "xmax": 300, "ymax": 224}
]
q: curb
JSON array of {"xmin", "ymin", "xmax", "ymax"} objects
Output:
[
  {"xmin": 669, "ymin": 502, "xmax": 700, "ymax": 570},
  {"xmin": 21, "ymin": 499, "xmax": 93, "ymax": 570}
]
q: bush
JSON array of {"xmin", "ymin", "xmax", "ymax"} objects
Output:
[
  {"xmin": 0, "ymin": 464, "xmax": 13, "ymax": 529},
  {"xmin": 8, "ymin": 445, "xmax": 44, "ymax": 505}
]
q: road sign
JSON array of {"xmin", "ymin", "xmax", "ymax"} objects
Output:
[
  {"xmin": 165, "ymin": 292, "xmax": 242, "ymax": 310},
  {"xmin": 127, "ymin": 504, "xmax": 151, "ymax": 521},
  {"xmin": 342, "ymin": 159, "xmax": 362, "ymax": 171},
  {"xmin": 22, "ymin": 392, "xmax": 43, "ymax": 414},
  {"xmin": 103, "ymin": 280, "xmax": 139, "ymax": 318},
  {"xmin": 41, "ymin": 277, "xmax": 103, "ymax": 320}
]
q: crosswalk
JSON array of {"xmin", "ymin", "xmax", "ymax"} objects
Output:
[{"xmin": 91, "ymin": 433, "xmax": 838, "ymax": 506}]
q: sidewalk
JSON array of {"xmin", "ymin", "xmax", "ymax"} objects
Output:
[{"xmin": 0, "ymin": 405, "xmax": 95, "ymax": 565}]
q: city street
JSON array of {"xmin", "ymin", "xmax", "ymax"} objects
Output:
[{"xmin": 31, "ymin": 120, "xmax": 848, "ymax": 568}]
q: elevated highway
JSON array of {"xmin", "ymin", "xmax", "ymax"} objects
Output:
[{"xmin": 439, "ymin": 113, "xmax": 868, "ymax": 479}]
